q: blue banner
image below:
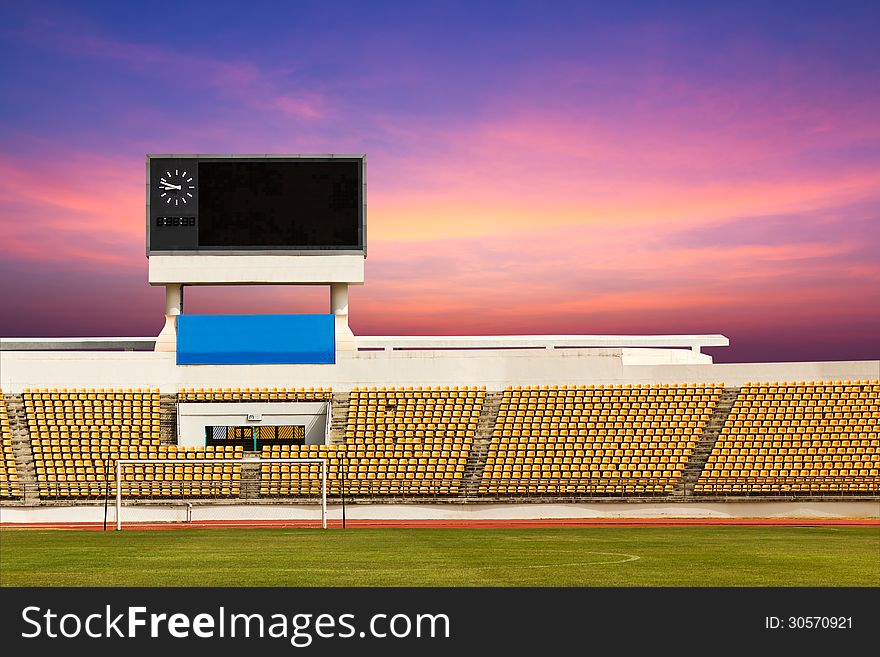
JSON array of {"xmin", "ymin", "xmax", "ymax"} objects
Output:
[{"xmin": 177, "ymin": 314, "xmax": 336, "ymax": 365}]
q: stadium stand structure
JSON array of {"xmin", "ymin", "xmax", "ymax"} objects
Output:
[
  {"xmin": 261, "ymin": 386, "xmax": 482, "ymax": 496},
  {"xmin": 21, "ymin": 389, "xmax": 243, "ymax": 498},
  {"xmin": 0, "ymin": 395, "xmax": 20, "ymax": 498},
  {"xmin": 696, "ymin": 381, "xmax": 879, "ymax": 495},
  {"xmin": 0, "ymin": 381, "xmax": 876, "ymax": 513},
  {"xmin": 479, "ymin": 384, "xmax": 722, "ymax": 496}
]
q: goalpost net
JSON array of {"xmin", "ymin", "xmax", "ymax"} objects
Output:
[{"xmin": 113, "ymin": 458, "xmax": 328, "ymax": 530}]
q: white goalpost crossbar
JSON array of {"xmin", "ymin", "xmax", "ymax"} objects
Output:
[{"xmin": 114, "ymin": 457, "xmax": 328, "ymax": 530}]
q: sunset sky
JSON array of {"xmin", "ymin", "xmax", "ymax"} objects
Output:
[{"xmin": 1, "ymin": 1, "xmax": 878, "ymax": 362}]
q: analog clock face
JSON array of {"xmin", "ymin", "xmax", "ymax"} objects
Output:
[{"xmin": 158, "ymin": 168, "xmax": 196, "ymax": 207}]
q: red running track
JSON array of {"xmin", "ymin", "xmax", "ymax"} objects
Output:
[{"xmin": 1, "ymin": 518, "xmax": 878, "ymax": 531}]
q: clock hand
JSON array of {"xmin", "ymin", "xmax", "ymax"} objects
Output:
[{"xmin": 160, "ymin": 183, "xmax": 182, "ymax": 190}]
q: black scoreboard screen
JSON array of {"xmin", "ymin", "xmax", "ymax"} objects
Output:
[{"xmin": 147, "ymin": 156, "xmax": 365, "ymax": 253}]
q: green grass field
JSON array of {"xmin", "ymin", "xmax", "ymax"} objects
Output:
[{"xmin": 1, "ymin": 526, "xmax": 878, "ymax": 586}]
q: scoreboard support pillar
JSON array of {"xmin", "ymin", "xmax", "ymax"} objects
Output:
[
  {"xmin": 331, "ymin": 283, "xmax": 356, "ymax": 351},
  {"xmin": 155, "ymin": 284, "xmax": 183, "ymax": 352}
]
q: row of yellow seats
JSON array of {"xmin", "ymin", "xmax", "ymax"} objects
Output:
[
  {"xmin": 480, "ymin": 484, "xmax": 673, "ymax": 494},
  {"xmin": 488, "ymin": 466, "xmax": 685, "ymax": 475},
  {"xmin": 709, "ymin": 453, "xmax": 876, "ymax": 461},
  {"xmin": 696, "ymin": 485, "xmax": 875, "ymax": 494},
  {"xmin": 720, "ymin": 432, "xmax": 875, "ymax": 441},
  {"xmin": 346, "ymin": 432, "xmax": 477, "ymax": 440},
  {"xmin": 350, "ymin": 411, "xmax": 478, "ymax": 420},
  {"xmin": 260, "ymin": 457, "xmax": 466, "ymax": 468},
  {"xmin": 37, "ymin": 486, "xmax": 241, "ymax": 498},
  {"xmin": 700, "ymin": 470, "xmax": 876, "ymax": 479},
  {"xmin": 494, "ymin": 447, "xmax": 692, "ymax": 455},
  {"xmin": 492, "ymin": 438, "xmax": 694, "ymax": 447},
  {"xmin": 498, "ymin": 422, "xmax": 710, "ymax": 430},
  {"xmin": 259, "ymin": 486, "xmax": 461, "ymax": 496},
  {"xmin": 32, "ymin": 434, "xmax": 162, "ymax": 442},
  {"xmin": 331, "ymin": 435, "xmax": 468, "ymax": 443},
  {"xmin": 501, "ymin": 396, "xmax": 716, "ymax": 405},
  {"xmin": 32, "ymin": 437, "xmax": 163, "ymax": 444},
  {"xmin": 487, "ymin": 463, "xmax": 684, "ymax": 472},
  {"xmin": 264, "ymin": 475, "xmax": 464, "ymax": 487},
  {"xmin": 42, "ymin": 471, "xmax": 237, "ymax": 481},
  {"xmin": 27, "ymin": 397, "xmax": 159, "ymax": 404},
  {"xmin": 704, "ymin": 467, "xmax": 876, "ymax": 476},
  {"xmin": 33, "ymin": 444, "xmax": 240, "ymax": 454},
  {"xmin": 709, "ymin": 446, "xmax": 876, "ymax": 455},
  {"xmin": 264, "ymin": 471, "xmax": 462, "ymax": 480},
  {"xmin": 262, "ymin": 467, "xmax": 462, "ymax": 481},
  {"xmin": 506, "ymin": 382, "xmax": 723, "ymax": 389},
  {"xmin": 493, "ymin": 429, "xmax": 699, "ymax": 437},
  {"xmin": 741, "ymin": 393, "xmax": 877, "ymax": 401},
  {"xmin": 266, "ymin": 454, "xmax": 468, "ymax": 462},
  {"xmin": 295, "ymin": 439, "xmax": 471, "ymax": 450},
  {"xmin": 485, "ymin": 477, "xmax": 682, "ymax": 485},
  {"xmin": 352, "ymin": 408, "xmax": 480, "ymax": 416},
  {"xmin": 717, "ymin": 438, "xmax": 876, "ymax": 447},
  {"xmin": 24, "ymin": 387, "xmax": 159, "ymax": 392},
  {"xmin": 262, "ymin": 464, "xmax": 464, "ymax": 474},
  {"xmin": 352, "ymin": 417, "xmax": 478, "ymax": 424},
  {"xmin": 726, "ymin": 419, "xmax": 876, "ymax": 426},
  {"xmin": 721, "ymin": 418, "xmax": 878, "ymax": 428},
  {"xmin": 500, "ymin": 403, "xmax": 715, "ymax": 412},
  {"xmin": 179, "ymin": 387, "xmax": 332, "ymax": 401},
  {"xmin": 352, "ymin": 385, "xmax": 485, "ymax": 392},
  {"xmin": 696, "ymin": 480, "xmax": 876, "ymax": 489},
  {"xmin": 706, "ymin": 456, "xmax": 876, "ymax": 465},
  {"xmin": 481, "ymin": 478, "xmax": 679, "ymax": 487},
  {"xmin": 498, "ymin": 418, "xmax": 709, "ymax": 425},
  {"xmin": 489, "ymin": 455, "xmax": 689, "ymax": 464},
  {"xmin": 267, "ymin": 444, "xmax": 467, "ymax": 453},
  {"xmin": 347, "ymin": 430, "xmax": 476, "ymax": 438},
  {"xmin": 353, "ymin": 396, "xmax": 481, "ymax": 403},
  {"xmin": 33, "ymin": 441, "xmax": 236, "ymax": 449},
  {"xmin": 502, "ymin": 427, "xmax": 701, "ymax": 438},
  {"xmin": 500, "ymin": 410, "xmax": 711, "ymax": 418},
  {"xmin": 743, "ymin": 379, "xmax": 877, "ymax": 386}
]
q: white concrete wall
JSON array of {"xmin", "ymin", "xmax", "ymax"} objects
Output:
[
  {"xmin": 1, "ymin": 347, "xmax": 877, "ymax": 393},
  {"xmin": 178, "ymin": 402, "xmax": 328, "ymax": 447},
  {"xmin": 1, "ymin": 501, "xmax": 877, "ymax": 524}
]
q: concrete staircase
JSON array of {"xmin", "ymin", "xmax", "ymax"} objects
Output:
[
  {"xmin": 3, "ymin": 394, "xmax": 39, "ymax": 503},
  {"xmin": 461, "ymin": 391, "xmax": 504, "ymax": 497},
  {"xmin": 327, "ymin": 393, "xmax": 351, "ymax": 445},
  {"xmin": 679, "ymin": 386, "xmax": 740, "ymax": 496},
  {"xmin": 239, "ymin": 458, "xmax": 262, "ymax": 499},
  {"xmin": 159, "ymin": 394, "xmax": 178, "ymax": 444}
]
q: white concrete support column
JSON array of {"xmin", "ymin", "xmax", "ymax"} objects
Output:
[
  {"xmin": 155, "ymin": 284, "xmax": 183, "ymax": 352},
  {"xmin": 330, "ymin": 283, "xmax": 356, "ymax": 352}
]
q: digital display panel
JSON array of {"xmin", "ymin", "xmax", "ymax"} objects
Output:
[{"xmin": 147, "ymin": 156, "xmax": 365, "ymax": 254}]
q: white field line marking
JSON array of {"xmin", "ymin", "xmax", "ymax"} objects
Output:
[
  {"xmin": 272, "ymin": 552, "xmax": 642, "ymax": 573},
  {"xmin": 791, "ymin": 526, "xmax": 841, "ymax": 531}
]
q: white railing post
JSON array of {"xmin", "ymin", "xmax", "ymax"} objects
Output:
[
  {"xmin": 321, "ymin": 459, "xmax": 328, "ymax": 529},
  {"xmin": 115, "ymin": 460, "xmax": 122, "ymax": 531}
]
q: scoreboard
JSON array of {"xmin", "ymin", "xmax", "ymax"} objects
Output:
[{"xmin": 147, "ymin": 155, "xmax": 365, "ymax": 254}]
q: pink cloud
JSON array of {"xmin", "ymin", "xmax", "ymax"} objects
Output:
[{"xmin": 0, "ymin": 154, "xmax": 145, "ymax": 269}]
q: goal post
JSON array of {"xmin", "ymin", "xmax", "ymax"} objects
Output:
[{"xmin": 114, "ymin": 457, "xmax": 328, "ymax": 530}]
